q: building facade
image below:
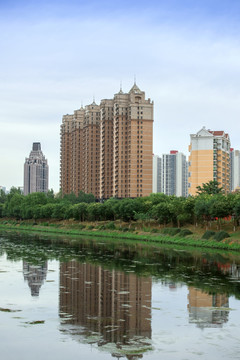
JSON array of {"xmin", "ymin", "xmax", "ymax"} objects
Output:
[
  {"xmin": 23, "ymin": 142, "xmax": 49, "ymax": 195},
  {"xmin": 161, "ymin": 151, "xmax": 188, "ymax": 197},
  {"xmin": 60, "ymin": 83, "xmax": 154, "ymax": 199},
  {"xmin": 152, "ymin": 154, "xmax": 162, "ymax": 193},
  {"xmin": 230, "ymin": 148, "xmax": 240, "ymax": 192},
  {"xmin": 188, "ymin": 127, "xmax": 231, "ymax": 195}
]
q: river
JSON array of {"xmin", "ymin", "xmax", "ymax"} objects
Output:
[{"xmin": 0, "ymin": 230, "xmax": 240, "ymax": 359}]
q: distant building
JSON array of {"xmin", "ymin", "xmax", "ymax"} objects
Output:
[
  {"xmin": 188, "ymin": 127, "xmax": 231, "ymax": 195},
  {"xmin": 162, "ymin": 150, "xmax": 188, "ymax": 197},
  {"xmin": 230, "ymin": 148, "xmax": 240, "ymax": 192},
  {"xmin": 24, "ymin": 142, "xmax": 49, "ymax": 195},
  {"xmin": 152, "ymin": 154, "xmax": 162, "ymax": 193}
]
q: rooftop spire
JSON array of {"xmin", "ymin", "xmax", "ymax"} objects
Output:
[
  {"xmin": 92, "ymin": 95, "xmax": 96, "ymax": 105},
  {"xmin": 118, "ymin": 80, "xmax": 123, "ymax": 94}
]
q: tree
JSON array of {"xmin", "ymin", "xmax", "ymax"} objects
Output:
[
  {"xmin": 72, "ymin": 203, "xmax": 88, "ymax": 221},
  {"xmin": 196, "ymin": 180, "xmax": 223, "ymax": 195},
  {"xmin": 51, "ymin": 203, "xmax": 70, "ymax": 220},
  {"xmin": 5, "ymin": 193, "xmax": 24, "ymax": 219},
  {"xmin": 77, "ymin": 191, "xmax": 95, "ymax": 204},
  {"xmin": 0, "ymin": 204, "xmax": 4, "ymax": 217},
  {"xmin": 168, "ymin": 197, "xmax": 186, "ymax": 227},
  {"xmin": 41, "ymin": 203, "xmax": 56, "ymax": 218},
  {"xmin": 46, "ymin": 189, "xmax": 55, "ymax": 202},
  {"xmin": 209, "ymin": 195, "xmax": 231, "ymax": 229},
  {"xmin": 233, "ymin": 199, "xmax": 240, "ymax": 227},
  {"xmin": 151, "ymin": 202, "xmax": 172, "ymax": 226},
  {"xmin": 194, "ymin": 195, "xmax": 212, "ymax": 228},
  {"xmin": 87, "ymin": 203, "xmax": 105, "ymax": 221},
  {"xmin": 0, "ymin": 189, "xmax": 7, "ymax": 204}
]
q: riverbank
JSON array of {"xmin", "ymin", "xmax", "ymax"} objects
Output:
[{"xmin": 1, "ymin": 218, "xmax": 240, "ymax": 251}]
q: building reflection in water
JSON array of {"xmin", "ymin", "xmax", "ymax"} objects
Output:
[
  {"xmin": 188, "ymin": 287, "xmax": 229, "ymax": 328},
  {"xmin": 23, "ymin": 261, "xmax": 48, "ymax": 296},
  {"xmin": 59, "ymin": 261, "xmax": 152, "ymax": 359}
]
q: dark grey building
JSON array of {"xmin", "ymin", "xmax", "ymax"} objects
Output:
[{"xmin": 24, "ymin": 142, "xmax": 49, "ymax": 195}]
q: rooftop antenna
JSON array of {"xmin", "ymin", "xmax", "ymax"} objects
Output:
[
  {"xmin": 93, "ymin": 95, "xmax": 95, "ymax": 104},
  {"xmin": 120, "ymin": 80, "xmax": 122, "ymax": 92},
  {"xmin": 134, "ymin": 74, "xmax": 136, "ymax": 85},
  {"xmin": 81, "ymin": 100, "xmax": 83, "ymax": 108}
]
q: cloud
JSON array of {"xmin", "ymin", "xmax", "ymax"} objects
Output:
[{"xmin": 1, "ymin": 1, "xmax": 240, "ymax": 190}]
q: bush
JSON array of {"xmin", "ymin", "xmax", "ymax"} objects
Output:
[
  {"xmin": 151, "ymin": 228, "xmax": 159, "ymax": 233},
  {"xmin": 87, "ymin": 225, "xmax": 94, "ymax": 230},
  {"xmin": 106, "ymin": 221, "xmax": 116, "ymax": 230},
  {"xmin": 162, "ymin": 228, "xmax": 181, "ymax": 236},
  {"xmin": 202, "ymin": 230, "xmax": 216, "ymax": 240},
  {"xmin": 179, "ymin": 229, "xmax": 193, "ymax": 237},
  {"xmin": 213, "ymin": 231, "xmax": 230, "ymax": 242},
  {"xmin": 78, "ymin": 224, "xmax": 86, "ymax": 230},
  {"xmin": 97, "ymin": 225, "xmax": 106, "ymax": 230},
  {"xmin": 128, "ymin": 227, "xmax": 135, "ymax": 232},
  {"xmin": 121, "ymin": 227, "xmax": 129, "ymax": 232}
]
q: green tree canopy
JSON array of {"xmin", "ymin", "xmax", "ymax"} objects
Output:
[{"xmin": 196, "ymin": 180, "xmax": 223, "ymax": 195}]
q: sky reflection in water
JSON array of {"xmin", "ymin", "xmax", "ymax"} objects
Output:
[{"xmin": 0, "ymin": 231, "xmax": 240, "ymax": 360}]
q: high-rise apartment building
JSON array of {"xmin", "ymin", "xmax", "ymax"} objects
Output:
[
  {"xmin": 162, "ymin": 150, "xmax": 188, "ymax": 197},
  {"xmin": 60, "ymin": 83, "xmax": 154, "ymax": 199},
  {"xmin": 23, "ymin": 142, "xmax": 49, "ymax": 195},
  {"xmin": 230, "ymin": 148, "xmax": 240, "ymax": 192},
  {"xmin": 188, "ymin": 127, "xmax": 231, "ymax": 195},
  {"xmin": 152, "ymin": 154, "xmax": 162, "ymax": 193}
]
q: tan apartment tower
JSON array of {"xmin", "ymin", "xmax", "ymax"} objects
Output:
[
  {"xmin": 188, "ymin": 127, "xmax": 231, "ymax": 195},
  {"xmin": 60, "ymin": 102, "xmax": 100, "ymax": 198},
  {"xmin": 60, "ymin": 82, "xmax": 154, "ymax": 199}
]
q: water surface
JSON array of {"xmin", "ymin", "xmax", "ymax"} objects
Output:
[{"xmin": 1, "ymin": 231, "xmax": 240, "ymax": 359}]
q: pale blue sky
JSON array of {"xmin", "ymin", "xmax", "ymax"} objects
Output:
[{"xmin": 1, "ymin": 0, "xmax": 240, "ymax": 191}]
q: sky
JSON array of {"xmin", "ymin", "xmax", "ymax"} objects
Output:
[{"xmin": 1, "ymin": 0, "xmax": 240, "ymax": 192}]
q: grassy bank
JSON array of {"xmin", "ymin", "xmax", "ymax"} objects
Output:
[{"xmin": 1, "ymin": 218, "xmax": 240, "ymax": 252}]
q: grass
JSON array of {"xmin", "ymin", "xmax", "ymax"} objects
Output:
[{"xmin": 0, "ymin": 218, "xmax": 240, "ymax": 252}]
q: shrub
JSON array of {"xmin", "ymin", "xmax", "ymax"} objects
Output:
[
  {"xmin": 42, "ymin": 222, "xmax": 49, "ymax": 226},
  {"xmin": 151, "ymin": 228, "xmax": 158, "ymax": 233},
  {"xmin": 106, "ymin": 221, "xmax": 116, "ymax": 230},
  {"xmin": 213, "ymin": 231, "xmax": 230, "ymax": 242},
  {"xmin": 97, "ymin": 225, "xmax": 106, "ymax": 230},
  {"xmin": 162, "ymin": 228, "xmax": 181, "ymax": 236},
  {"xmin": 122, "ymin": 227, "xmax": 129, "ymax": 232},
  {"xmin": 128, "ymin": 227, "xmax": 135, "ymax": 232},
  {"xmin": 179, "ymin": 229, "xmax": 193, "ymax": 237},
  {"xmin": 87, "ymin": 225, "xmax": 94, "ymax": 230},
  {"xmin": 78, "ymin": 224, "xmax": 86, "ymax": 230},
  {"xmin": 202, "ymin": 230, "xmax": 216, "ymax": 240}
]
